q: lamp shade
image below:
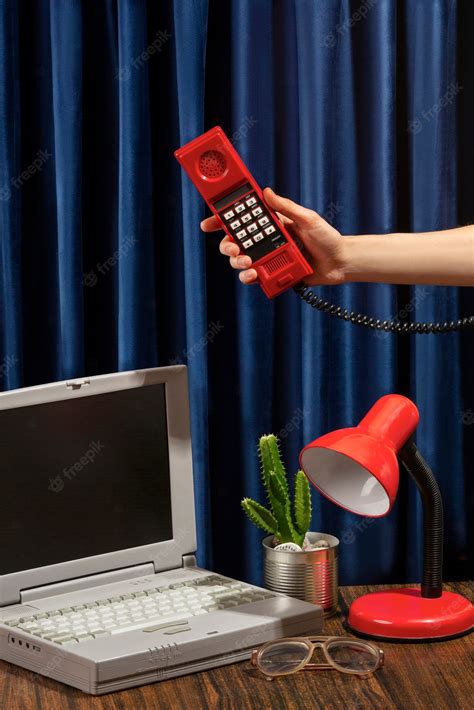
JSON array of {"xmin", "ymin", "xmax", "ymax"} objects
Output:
[{"xmin": 299, "ymin": 395, "xmax": 420, "ymax": 517}]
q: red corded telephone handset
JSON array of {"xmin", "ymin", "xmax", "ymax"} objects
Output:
[
  {"xmin": 175, "ymin": 127, "xmax": 473, "ymax": 333},
  {"xmin": 175, "ymin": 126, "xmax": 312, "ymax": 298}
]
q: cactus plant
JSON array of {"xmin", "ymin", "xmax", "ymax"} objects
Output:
[{"xmin": 241, "ymin": 434, "xmax": 312, "ymax": 547}]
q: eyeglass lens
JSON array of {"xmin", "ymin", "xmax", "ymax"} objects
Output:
[
  {"xmin": 258, "ymin": 641, "xmax": 310, "ymax": 675},
  {"xmin": 326, "ymin": 640, "xmax": 379, "ymax": 673}
]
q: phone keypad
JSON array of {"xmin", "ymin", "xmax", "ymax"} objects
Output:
[{"xmin": 218, "ymin": 189, "xmax": 287, "ymax": 259}]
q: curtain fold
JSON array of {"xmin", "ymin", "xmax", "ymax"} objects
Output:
[
  {"xmin": 173, "ymin": 0, "xmax": 211, "ymax": 564},
  {"xmin": 0, "ymin": 0, "xmax": 22, "ymax": 391},
  {"xmin": 49, "ymin": 0, "xmax": 84, "ymax": 379},
  {"xmin": 0, "ymin": 0, "xmax": 471, "ymax": 586},
  {"xmin": 117, "ymin": 0, "xmax": 156, "ymax": 371}
]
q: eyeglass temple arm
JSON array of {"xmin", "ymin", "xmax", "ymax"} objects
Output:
[{"xmin": 398, "ymin": 440, "xmax": 443, "ymax": 598}]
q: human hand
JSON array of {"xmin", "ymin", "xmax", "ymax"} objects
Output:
[{"xmin": 200, "ymin": 187, "xmax": 347, "ymax": 286}]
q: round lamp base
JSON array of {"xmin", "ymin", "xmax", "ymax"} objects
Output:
[{"xmin": 347, "ymin": 588, "xmax": 473, "ymax": 641}]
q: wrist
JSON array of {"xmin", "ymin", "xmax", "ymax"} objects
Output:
[{"xmin": 338, "ymin": 236, "xmax": 356, "ymax": 283}]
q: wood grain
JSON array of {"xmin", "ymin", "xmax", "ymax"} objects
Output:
[{"xmin": 1, "ymin": 581, "xmax": 472, "ymax": 710}]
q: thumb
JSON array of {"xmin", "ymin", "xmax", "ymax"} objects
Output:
[{"xmin": 263, "ymin": 187, "xmax": 315, "ymax": 226}]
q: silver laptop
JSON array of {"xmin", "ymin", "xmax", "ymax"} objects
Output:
[{"xmin": 0, "ymin": 366, "xmax": 323, "ymax": 694}]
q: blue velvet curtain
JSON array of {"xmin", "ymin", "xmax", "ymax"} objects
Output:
[{"xmin": 0, "ymin": 0, "xmax": 472, "ymax": 586}]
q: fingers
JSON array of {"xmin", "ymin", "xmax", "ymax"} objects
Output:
[
  {"xmin": 203, "ymin": 218, "xmax": 257, "ymax": 285},
  {"xmin": 218, "ymin": 237, "xmax": 257, "ymax": 284},
  {"xmin": 219, "ymin": 236, "xmax": 240, "ymax": 257},
  {"xmin": 263, "ymin": 187, "xmax": 315, "ymax": 226},
  {"xmin": 275, "ymin": 210, "xmax": 293, "ymax": 226},
  {"xmin": 239, "ymin": 269, "xmax": 258, "ymax": 284},
  {"xmin": 200, "ymin": 215, "xmax": 222, "ymax": 232},
  {"xmin": 230, "ymin": 254, "xmax": 252, "ymax": 270}
]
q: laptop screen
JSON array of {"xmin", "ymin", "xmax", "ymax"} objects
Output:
[{"xmin": 0, "ymin": 383, "xmax": 173, "ymax": 575}]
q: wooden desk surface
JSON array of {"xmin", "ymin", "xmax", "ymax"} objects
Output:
[{"xmin": 1, "ymin": 581, "xmax": 472, "ymax": 710}]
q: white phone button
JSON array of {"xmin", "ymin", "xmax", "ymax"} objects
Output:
[
  {"xmin": 241, "ymin": 213, "xmax": 252, "ymax": 223},
  {"xmin": 230, "ymin": 220, "xmax": 241, "ymax": 229},
  {"xmin": 223, "ymin": 210, "xmax": 234, "ymax": 220},
  {"xmin": 252, "ymin": 207, "xmax": 263, "ymax": 217},
  {"xmin": 236, "ymin": 229, "xmax": 247, "ymax": 239},
  {"xmin": 235, "ymin": 204, "xmax": 245, "ymax": 213},
  {"xmin": 245, "ymin": 197, "xmax": 257, "ymax": 207},
  {"xmin": 254, "ymin": 232, "xmax": 264, "ymax": 242},
  {"xmin": 247, "ymin": 223, "xmax": 257, "ymax": 233},
  {"xmin": 258, "ymin": 216, "xmax": 269, "ymax": 227},
  {"xmin": 264, "ymin": 225, "xmax": 276, "ymax": 235},
  {"xmin": 242, "ymin": 239, "xmax": 253, "ymax": 249}
]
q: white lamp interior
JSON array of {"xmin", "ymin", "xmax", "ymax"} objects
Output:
[{"xmin": 301, "ymin": 447, "xmax": 390, "ymax": 516}]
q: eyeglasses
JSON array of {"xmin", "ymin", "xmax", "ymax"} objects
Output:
[{"xmin": 251, "ymin": 636, "xmax": 384, "ymax": 680}]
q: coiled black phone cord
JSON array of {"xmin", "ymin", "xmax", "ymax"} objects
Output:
[{"xmin": 294, "ymin": 285, "xmax": 474, "ymax": 334}]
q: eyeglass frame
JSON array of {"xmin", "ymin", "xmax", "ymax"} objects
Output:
[{"xmin": 250, "ymin": 635, "xmax": 384, "ymax": 680}]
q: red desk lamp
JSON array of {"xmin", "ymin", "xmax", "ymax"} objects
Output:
[{"xmin": 299, "ymin": 394, "xmax": 473, "ymax": 641}]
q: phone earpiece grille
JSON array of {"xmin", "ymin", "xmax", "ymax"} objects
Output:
[{"xmin": 199, "ymin": 150, "xmax": 226, "ymax": 178}]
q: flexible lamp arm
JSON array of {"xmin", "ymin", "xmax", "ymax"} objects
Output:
[{"xmin": 397, "ymin": 441, "xmax": 444, "ymax": 599}]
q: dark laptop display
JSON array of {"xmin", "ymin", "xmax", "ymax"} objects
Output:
[{"xmin": 0, "ymin": 384, "xmax": 172, "ymax": 574}]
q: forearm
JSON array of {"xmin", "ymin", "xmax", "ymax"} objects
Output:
[{"xmin": 342, "ymin": 226, "xmax": 474, "ymax": 286}]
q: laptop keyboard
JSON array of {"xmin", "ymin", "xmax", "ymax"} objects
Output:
[{"xmin": 5, "ymin": 575, "xmax": 275, "ymax": 646}]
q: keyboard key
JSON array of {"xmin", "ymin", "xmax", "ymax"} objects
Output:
[
  {"xmin": 110, "ymin": 612, "xmax": 191, "ymax": 635},
  {"xmin": 50, "ymin": 633, "xmax": 74, "ymax": 643},
  {"xmin": 241, "ymin": 213, "xmax": 252, "ymax": 223},
  {"xmin": 230, "ymin": 220, "xmax": 241, "ymax": 230},
  {"xmin": 264, "ymin": 225, "xmax": 276, "ymax": 235},
  {"xmin": 235, "ymin": 204, "xmax": 245, "ymax": 213},
  {"xmin": 252, "ymin": 207, "xmax": 263, "ymax": 217},
  {"xmin": 254, "ymin": 232, "xmax": 264, "ymax": 242},
  {"xmin": 247, "ymin": 223, "xmax": 257, "ymax": 234},
  {"xmin": 258, "ymin": 216, "xmax": 269, "ymax": 227},
  {"xmin": 223, "ymin": 210, "xmax": 234, "ymax": 220},
  {"xmin": 242, "ymin": 239, "xmax": 253, "ymax": 249},
  {"xmin": 245, "ymin": 197, "xmax": 257, "ymax": 207}
]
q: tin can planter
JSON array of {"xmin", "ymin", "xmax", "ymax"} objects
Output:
[{"xmin": 262, "ymin": 532, "xmax": 339, "ymax": 616}]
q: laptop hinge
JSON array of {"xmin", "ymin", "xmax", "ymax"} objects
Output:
[
  {"xmin": 20, "ymin": 563, "xmax": 155, "ymax": 604},
  {"xmin": 182, "ymin": 554, "xmax": 197, "ymax": 568}
]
